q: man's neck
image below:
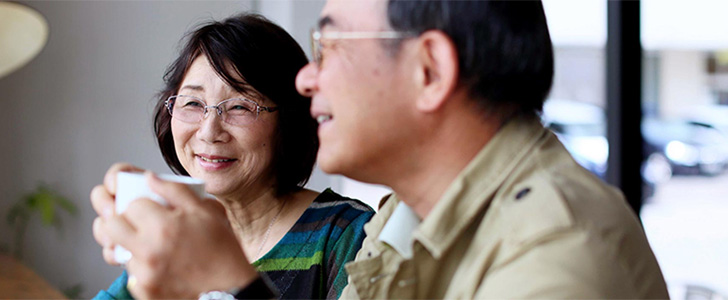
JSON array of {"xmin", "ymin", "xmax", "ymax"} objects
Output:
[{"xmin": 388, "ymin": 107, "xmax": 503, "ymax": 219}]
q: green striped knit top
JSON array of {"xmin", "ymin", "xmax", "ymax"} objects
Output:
[{"xmin": 94, "ymin": 189, "xmax": 375, "ymax": 300}]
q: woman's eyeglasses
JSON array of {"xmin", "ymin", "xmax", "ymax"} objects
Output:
[{"xmin": 165, "ymin": 95, "xmax": 278, "ymax": 126}]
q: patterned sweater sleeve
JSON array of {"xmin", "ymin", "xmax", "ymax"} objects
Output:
[
  {"xmin": 325, "ymin": 206, "xmax": 374, "ymax": 299},
  {"xmin": 93, "ymin": 270, "xmax": 134, "ymax": 300}
]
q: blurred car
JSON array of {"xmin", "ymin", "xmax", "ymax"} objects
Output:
[
  {"xmin": 642, "ymin": 118, "xmax": 728, "ymax": 176},
  {"xmin": 542, "ymin": 99, "xmax": 609, "ymax": 179},
  {"xmin": 683, "ymin": 104, "xmax": 728, "ymax": 136},
  {"xmin": 541, "ymin": 99, "xmax": 661, "ymax": 200}
]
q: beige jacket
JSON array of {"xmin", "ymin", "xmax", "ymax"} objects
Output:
[{"xmin": 340, "ymin": 117, "xmax": 668, "ymax": 299}]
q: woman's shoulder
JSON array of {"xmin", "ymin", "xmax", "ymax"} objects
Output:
[
  {"xmin": 314, "ymin": 188, "xmax": 374, "ymax": 213},
  {"xmin": 297, "ymin": 188, "xmax": 374, "ymax": 225}
]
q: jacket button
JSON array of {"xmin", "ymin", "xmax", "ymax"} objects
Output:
[
  {"xmin": 515, "ymin": 188, "xmax": 531, "ymax": 200},
  {"xmin": 398, "ymin": 278, "xmax": 416, "ymax": 287}
]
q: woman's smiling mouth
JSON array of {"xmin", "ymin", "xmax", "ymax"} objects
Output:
[{"xmin": 195, "ymin": 154, "xmax": 237, "ymax": 170}]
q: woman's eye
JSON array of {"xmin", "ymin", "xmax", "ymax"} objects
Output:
[
  {"xmin": 229, "ymin": 105, "xmax": 252, "ymax": 112},
  {"xmin": 183, "ymin": 101, "xmax": 204, "ymax": 108}
]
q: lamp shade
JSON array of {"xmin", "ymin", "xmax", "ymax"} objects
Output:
[{"xmin": 0, "ymin": 1, "xmax": 48, "ymax": 79}]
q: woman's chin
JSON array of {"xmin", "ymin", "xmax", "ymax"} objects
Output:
[
  {"xmin": 203, "ymin": 184, "xmax": 230, "ymax": 197},
  {"xmin": 188, "ymin": 172, "xmax": 226, "ymax": 191}
]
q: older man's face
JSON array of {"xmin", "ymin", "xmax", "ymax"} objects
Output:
[{"xmin": 296, "ymin": 0, "xmax": 418, "ymax": 183}]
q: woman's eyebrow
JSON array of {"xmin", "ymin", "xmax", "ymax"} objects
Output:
[{"xmin": 179, "ymin": 85, "xmax": 204, "ymax": 92}]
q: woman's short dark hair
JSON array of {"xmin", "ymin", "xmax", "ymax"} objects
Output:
[
  {"xmin": 153, "ymin": 13, "xmax": 318, "ymax": 196},
  {"xmin": 387, "ymin": 0, "xmax": 554, "ymax": 117}
]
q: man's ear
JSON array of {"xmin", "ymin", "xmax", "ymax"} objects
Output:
[{"xmin": 413, "ymin": 30, "xmax": 459, "ymax": 113}]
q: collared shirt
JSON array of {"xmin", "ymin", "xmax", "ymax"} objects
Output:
[{"xmin": 340, "ymin": 116, "xmax": 669, "ymax": 299}]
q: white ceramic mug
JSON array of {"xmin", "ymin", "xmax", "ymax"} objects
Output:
[{"xmin": 114, "ymin": 171, "xmax": 205, "ymax": 264}]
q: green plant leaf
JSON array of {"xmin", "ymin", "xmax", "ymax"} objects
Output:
[
  {"xmin": 24, "ymin": 194, "xmax": 38, "ymax": 208},
  {"xmin": 6, "ymin": 204, "xmax": 29, "ymax": 226},
  {"xmin": 5, "ymin": 184, "xmax": 80, "ymax": 257},
  {"xmin": 55, "ymin": 196, "xmax": 78, "ymax": 215},
  {"xmin": 37, "ymin": 191, "xmax": 56, "ymax": 226}
]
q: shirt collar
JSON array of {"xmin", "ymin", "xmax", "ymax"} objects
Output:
[{"xmin": 377, "ymin": 201, "xmax": 421, "ymax": 259}]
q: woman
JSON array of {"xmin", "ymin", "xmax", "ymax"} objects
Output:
[{"xmin": 91, "ymin": 14, "xmax": 374, "ymax": 299}]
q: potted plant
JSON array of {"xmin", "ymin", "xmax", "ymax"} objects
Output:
[{"xmin": 4, "ymin": 184, "xmax": 77, "ymax": 260}]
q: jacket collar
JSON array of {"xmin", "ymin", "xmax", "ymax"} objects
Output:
[{"xmin": 410, "ymin": 116, "xmax": 547, "ymax": 258}]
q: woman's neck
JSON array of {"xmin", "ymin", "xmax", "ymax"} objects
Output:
[
  {"xmin": 217, "ymin": 187, "xmax": 287, "ymax": 257},
  {"xmin": 215, "ymin": 187, "xmax": 319, "ymax": 261},
  {"xmin": 220, "ymin": 188, "xmax": 280, "ymax": 225}
]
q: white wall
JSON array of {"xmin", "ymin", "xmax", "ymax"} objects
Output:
[
  {"xmin": 549, "ymin": 47, "xmax": 606, "ymax": 107},
  {"xmin": 259, "ymin": 0, "xmax": 324, "ymax": 58},
  {"xmin": 0, "ymin": 1, "xmax": 390, "ymax": 296},
  {"xmin": 659, "ymin": 51, "xmax": 714, "ymax": 118},
  {"xmin": 0, "ymin": 1, "xmax": 286, "ymax": 297}
]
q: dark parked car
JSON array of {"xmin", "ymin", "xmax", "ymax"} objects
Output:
[
  {"xmin": 642, "ymin": 118, "xmax": 728, "ymax": 176},
  {"xmin": 542, "ymin": 99, "xmax": 609, "ymax": 178},
  {"xmin": 541, "ymin": 99, "xmax": 667, "ymax": 200},
  {"xmin": 684, "ymin": 104, "xmax": 728, "ymax": 136}
]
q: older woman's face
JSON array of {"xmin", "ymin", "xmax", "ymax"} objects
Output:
[{"xmin": 171, "ymin": 56, "xmax": 278, "ymax": 197}]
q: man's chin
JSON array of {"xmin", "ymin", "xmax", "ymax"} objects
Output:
[
  {"xmin": 316, "ymin": 149, "xmax": 356, "ymax": 177},
  {"xmin": 318, "ymin": 154, "xmax": 380, "ymax": 186},
  {"xmin": 316, "ymin": 154, "xmax": 341, "ymax": 175}
]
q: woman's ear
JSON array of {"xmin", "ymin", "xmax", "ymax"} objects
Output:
[{"xmin": 412, "ymin": 30, "xmax": 459, "ymax": 113}]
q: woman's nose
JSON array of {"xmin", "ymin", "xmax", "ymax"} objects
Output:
[
  {"xmin": 196, "ymin": 112, "xmax": 229, "ymax": 143},
  {"xmin": 296, "ymin": 62, "xmax": 318, "ymax": 98}
]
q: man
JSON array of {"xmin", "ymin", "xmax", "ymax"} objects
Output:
[
  {"xmin": 99, "ymin": 0, "xmax": 669, "ymax": 298},
  {"xmin": 293, "ymin": 0, "xmax": 668, "ymax": 298}
]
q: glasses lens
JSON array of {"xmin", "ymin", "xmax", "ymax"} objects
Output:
[
  {"xmin": 170, "ymin": 95, "xmax": 205, "ymax": 123},
  {"xmin": 311, "ymin": 29, "xmax": 321, "ymax": 66},
  {"xmin": 220, "ymin": 99, "xmax": 258, "ymax": 125}
]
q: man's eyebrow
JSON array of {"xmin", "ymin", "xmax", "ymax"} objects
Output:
[{"xmin": 318, "ymin": 16, "xmax": 334, "ymax": 29}]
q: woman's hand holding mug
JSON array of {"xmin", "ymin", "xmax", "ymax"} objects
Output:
[{"xmin": 90, "ymin": 163, "xmax": 258, "ymax": 298}]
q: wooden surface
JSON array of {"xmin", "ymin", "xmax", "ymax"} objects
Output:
[{"xmin": 0, "ymin": 254, "xmax": 66, "ymax": 299}]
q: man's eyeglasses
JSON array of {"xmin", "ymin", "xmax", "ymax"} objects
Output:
[
  {"xmin": 165, "ymin": 95, "xmax": 278, "ymax": 126},
  {"xmin": 310, "ymin": 29, "xmax": 416, "ymax": 66}
]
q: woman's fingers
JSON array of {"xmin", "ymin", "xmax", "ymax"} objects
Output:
[
  {"xmin": 146, "ymin": 172, "xmax": 202, "ymax": 210},
  {"xmin": 92, "ymin": 217, "xmax": 111, "ymax": 247},
  {"xmin": 90, "ymin": 185, "xmax": 114, "ymax": 218},
  {"xmin": 91, "ymin": 162, "xmax": 144, "ymax": 268},
  {"xmin": 123, "ymin": 198, "xmax": 168, "ymax": 230},
  {"xmin": 102, "ymin": 246, "xmax": 119, "ymax": 266},
  {"xmin": 93, "ymin": 217, "xmax": 121, "ymax": 266},
  {"xmin": 92, "ymin": 163, "xmax": 145, "ymax": 218},
  {"xmin": 102, "ymin": 214, "xmax": 138, "ymax": 253},
  {"xmin": 104, "ymin": 163, "xmax": 145, "ymax": 195}
]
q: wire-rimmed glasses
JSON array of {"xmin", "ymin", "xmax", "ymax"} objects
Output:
[
  {"xmin": 165, "ymin": 95, "xmax": 278, "ymax": 126},
  {"xmin": 310, "ymin": 29, "xmax": 416, "ymax": 66}
]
